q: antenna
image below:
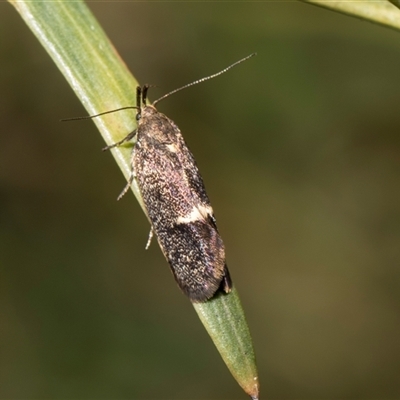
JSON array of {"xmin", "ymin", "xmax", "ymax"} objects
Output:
[
  {"xmin": 152, "ymin": 53, "xmax": 256, "ymax": 106},
  {"xmin": 61, "ymin": 53, "xmax": 256, "ymax": 122},
  {"xmin": 60, "ymin": 106, "xmax": 138, "ymax": 122}
]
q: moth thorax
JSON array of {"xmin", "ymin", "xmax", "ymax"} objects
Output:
[{"xmin": 140, "ymin": 105, "xmax": 158, "ymax": 118}]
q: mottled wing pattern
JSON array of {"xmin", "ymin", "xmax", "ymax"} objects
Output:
[{"xmin": 133, "ymin": 106, "xmax": 230, "ymax": 301}]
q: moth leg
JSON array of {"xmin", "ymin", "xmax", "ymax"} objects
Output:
[
  {"xmin": 145, "ymin": 228, "xmax": 154, "ymax": 250},
  {"xmin": 102, "ymin": 129, "xmax": 137, "ymax": 151},
  {"xmin": 117, "ymin": 169, "xmax": 136, "ymax": 201}
]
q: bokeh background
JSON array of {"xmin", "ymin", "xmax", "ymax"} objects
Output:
[{"xmin": 1, "ymin": 2, "xmax": 400, "ymax": 399}]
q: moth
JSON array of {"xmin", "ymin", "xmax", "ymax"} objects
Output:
[{"xmin": 67, "ymin": 54, "xmax": 256, "ymax": 302}]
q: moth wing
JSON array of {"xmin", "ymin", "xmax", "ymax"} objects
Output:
[
  {"xmin": 162, "ymin": 218, "xmax": 225, "ymax": 301},
  {"xmin": 134, "ymin": 112, "xmax": 231, "ymax": 301}
]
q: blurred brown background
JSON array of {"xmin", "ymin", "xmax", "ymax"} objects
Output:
[{"xmin": 1, "ymin": 2, "xmax": 400, "ymax": 399}]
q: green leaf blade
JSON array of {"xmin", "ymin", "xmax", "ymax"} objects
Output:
[
  {"xmin": 194, "ymin": 287, "xmax": 259, "ymax": 399},
  {"xmin": 299, "ymin": 0, "xmax": 400, "ymax": 31},
  {"xmin": 10, "ymin": 0, "xmax": 144, "ymax": 208},
  {"xmin": 9, "ymin": 1, "xmax": 259, "ymax": 397}
]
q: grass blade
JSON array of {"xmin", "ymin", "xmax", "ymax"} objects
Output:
[{"xmin": 9, "ymin": 1, "xmax": 259, "ymax": 397}]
